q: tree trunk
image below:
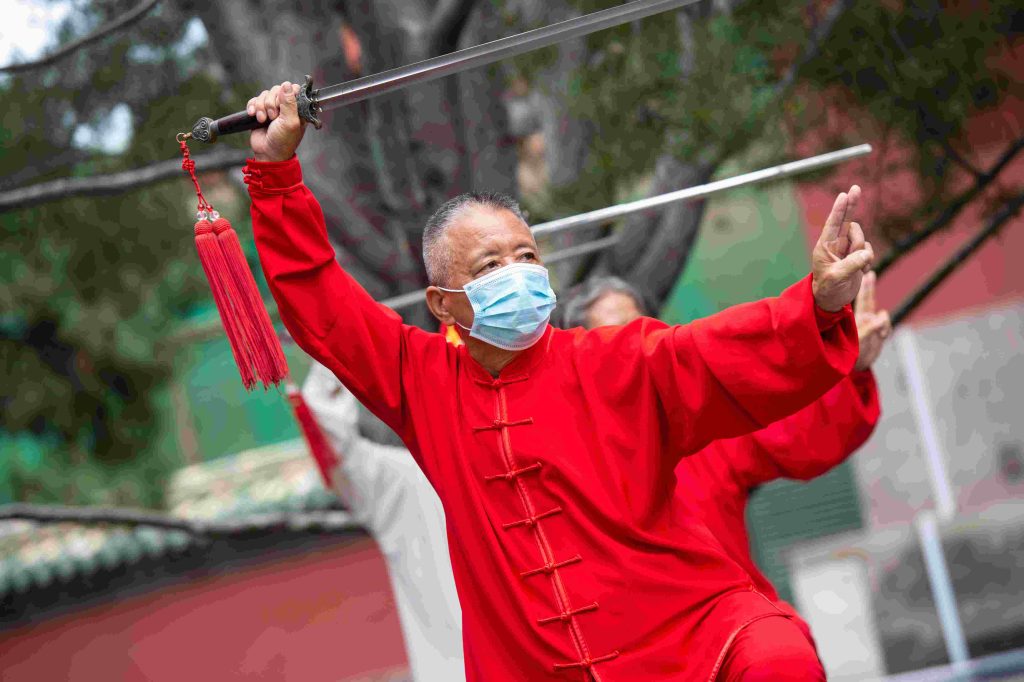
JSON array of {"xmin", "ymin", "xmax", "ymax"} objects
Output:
[
  {"xmin": 190, "ymin": 0, "xmax": 517, "ymax": 329},
  {"xmin": 607, "ymin": 155, "xmax": 715, "ymax": 307},
  {"xmin": 593, "ymin": 3, "xmax": 717, "ymax": 310}
]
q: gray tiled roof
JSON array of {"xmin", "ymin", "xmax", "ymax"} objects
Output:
[{"xmin": 0, "ymin": 439, "xmax": 359, "ymax": 608}]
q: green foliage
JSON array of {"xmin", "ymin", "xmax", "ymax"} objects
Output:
[
  {"xmin": 511, "ymin": 0, "xmax": 1018, "ymax": 241},
  {"xmin": 796, "ymin": 0, "xmax": 1021, "ymax": 240},
  {"xmin": 512, "ymin": 0, "xmax": 806, "ymax": 220},
  {"xmin": 0, "ymin": 7, "xmax": 232, "ymax": 508}
]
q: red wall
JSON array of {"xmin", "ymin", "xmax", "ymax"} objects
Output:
[{"xmin": 0, "ymin": 538, "xmax": 410, "ymax": 682}]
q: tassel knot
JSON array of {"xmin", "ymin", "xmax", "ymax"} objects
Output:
[{"xmin": 179, "ymin": 134, "xmax": 288, "ymax": 390}]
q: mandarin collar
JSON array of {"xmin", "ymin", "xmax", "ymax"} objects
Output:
[{"xmin": 461, "ymin": 325, "xmax": 554, "ymax": 385}]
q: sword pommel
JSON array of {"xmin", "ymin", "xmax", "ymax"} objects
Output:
[{"xmin": 191, "ymin": 117, "xmax": 217, "ymax": 143}]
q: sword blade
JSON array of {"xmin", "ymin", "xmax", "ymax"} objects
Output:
[
  {"xmin": 189, "ymin": 0, "xmax": 700, "ymax": 142},
  {"xmin": 316, "ymin": 0, "xmax": 701, "ymax": 109}
]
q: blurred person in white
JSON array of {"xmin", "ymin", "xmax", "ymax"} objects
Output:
[{"xmin": 300, "ymin": 361, "xmax": 465, "ymax": 681}]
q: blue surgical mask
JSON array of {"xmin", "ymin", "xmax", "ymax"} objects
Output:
[{"xmin": 439, "ymin": 263, "xmax": 557, "ymax": 351}]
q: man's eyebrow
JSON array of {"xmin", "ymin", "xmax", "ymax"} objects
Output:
[{"xmin": 468, "ymin": 248, "xmax": 500, "ymax": 265}]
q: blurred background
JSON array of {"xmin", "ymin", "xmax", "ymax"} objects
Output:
[{"xmin": 0, "ymin": 0, "xmax": 1022, "ymax": 680}]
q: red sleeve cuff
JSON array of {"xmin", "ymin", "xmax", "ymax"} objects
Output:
[
  {"xmin": 850, "ymin": 368, "xmax": 878, "ymax": 403},
  {"xmin": 243, "ymin": 155, "xmax": 303, "ymax": 194},
  {"xmin": 851, "ymin": 368, "xmax": 875, "ymax": 386},
  {"xmin": 814, "ymin": 300, "xmax": 851, "ymax": 332},
  {"xmin": 850, "ymin": 368, "xmax": 881, "ymax": 427}
]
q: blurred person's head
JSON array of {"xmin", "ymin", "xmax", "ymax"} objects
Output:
[{"xmin": 561, "ymin": 276, "xmax": 649, "ymax": 329}]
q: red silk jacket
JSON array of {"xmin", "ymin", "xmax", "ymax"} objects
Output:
[
  {"xmin": 246, "ymin": 156, "xmax": 859, "ymax": 681},
  {"xmin": 675, "ymin": 370, "xmax": 880, "ymax": 644}
]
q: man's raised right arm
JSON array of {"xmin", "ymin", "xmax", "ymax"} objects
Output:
[{"xmin": 245, "ymin": 81, "xmax": 412, "ymax": 435}]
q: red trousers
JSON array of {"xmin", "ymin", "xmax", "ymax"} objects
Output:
[{"xmin": 717, "ymin": 616, "xmax": 825, "ymax": 681}]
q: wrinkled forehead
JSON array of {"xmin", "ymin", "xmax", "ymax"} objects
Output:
[{"xmin": 444, "ymin": 205, "xmax": 537, "ymax": 268}]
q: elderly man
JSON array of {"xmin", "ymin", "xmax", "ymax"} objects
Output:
[
  {"xmin": 562, "ymin": 272, "xmax": 891, "ymax": 657},
  {"xmin": 298, "ymin": 362, "xmax": 465, "ymax": 681},
  {"xmin": 244, "ymin": 81, "xmax": 873, "ymax": 681}
]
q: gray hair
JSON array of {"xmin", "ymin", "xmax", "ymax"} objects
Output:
[
  {"xmin": 560, "ymin": 276, "xmax": 649, "ymax": 329},
  {"xmin": 422, "ymin": 192, "xmax": 527, "ymax": 286}
]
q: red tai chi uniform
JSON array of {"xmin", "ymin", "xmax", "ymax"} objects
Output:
[
  {"xmin": 246, "ymin": 156, "xmax": 859, "ymax": 681},
  {"xmin": 676, "ymin": 370, "xmax": 880, "ymax": 670}
]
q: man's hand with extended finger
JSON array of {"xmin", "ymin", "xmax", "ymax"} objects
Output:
[{"xmin": 812, "ymin": 185, "xmax": 875, "ymax": 312}]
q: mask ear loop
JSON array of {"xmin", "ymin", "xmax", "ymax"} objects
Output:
[{"xmin": 435, "ymin": 286, "xmax": 473, "ymax": 332}]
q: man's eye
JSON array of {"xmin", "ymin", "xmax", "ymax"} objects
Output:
[{"xmin": 520, "ymin": 252, "xmax": 537, "ymax": 261}]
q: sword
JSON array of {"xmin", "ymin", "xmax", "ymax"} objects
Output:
[{"xmin": 187, "ymin": 0, "xmax": 700, "ymax": 143}]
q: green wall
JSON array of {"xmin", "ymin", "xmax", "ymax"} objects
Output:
[
  {"xmin": 175, "ymin": 325, "xmax": 312, "ymax": 462},
  {"xmin": 660, "ymin": 178, "xmax": 810, "ymax": 323}
]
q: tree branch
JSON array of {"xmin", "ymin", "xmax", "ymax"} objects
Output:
[
  {"xmin": 773, "ymin": 0, "xmax": 856, "ymax": 97},
  {"xmin": 891, "ymin": 191, "xmax": 1024, "ymax": 327},
  {"xmin": 429, "ymin": 0, "xmax": 478, "ymax": 52},
  {"xmin": 875, "ymin": 134, "xmax": 1024, "ymax": 277},
  {"xmin": 935, "ymin": 137, "xmax": 983, "ymax": 180},
  {"xmin": 0, "ymin": 147, "xmax": 249, "ymax": 212},
  {"xmin": 701, "ymin": 0, "xmax": 856, "ymax": 171},
  {"xmin": 0, "ymin": 503, "xmax": 355, "ymax": 539},
  {"xmin": 0, "ymin": 0, "xmax": 162, "ymax": 75},
  {"xmin": 0, "ymin": 149, "xmax": 92, "ymax": 192},
  {"xmin": 878, "ymin": 17, "xmax": 984, "ymax": 181}
]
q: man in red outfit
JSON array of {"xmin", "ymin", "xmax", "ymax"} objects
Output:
[
  {"xmin": 561, "ymin": 272, "xmax": 891, "ymax": 660},
  {"xmin": 245, "ymin": 82, "xmax": 874, "ymax": 681}
]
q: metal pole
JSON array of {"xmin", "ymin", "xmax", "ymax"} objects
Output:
[
  {"xmin": 380, "ymin": 235, "xmax": 622, "ymax": 311},
  {"xmin": 915, "ymin": 511, "xmax": 971, "ymax": 667},
  {"xmin": 541, "ymin": 235, "xmax": 620, "ymax": 265},
  {"xmin": 900, "ymin": 327, "xmax": 970, "ymax": 666},
  {"xmin": 530, "ymin": 144, "xmax": 872, "ymax": 238},
  {"xmin": 895, "ymin": 330, "xmax": 958, "ymax": 522}
]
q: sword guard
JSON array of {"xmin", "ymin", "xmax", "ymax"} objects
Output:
[
  {"xmin": 297, "ymin": 74, "xmax": 322, "ymax": 130},
  {"xmin": 190, "ymin": 75, "xmax": 322, "ymax": 144}
]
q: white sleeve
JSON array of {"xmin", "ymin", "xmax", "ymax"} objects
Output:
[
  {"xmin": 300, "ymin": 361, "xmax": 419, "ymax": 546},
  {"xmin": 301, "ymin": 360, "xmax": 360, "ymax": 457},
  {"xmin": 301, "ymin": 364, "xmax": 463, "ymax": 677}
]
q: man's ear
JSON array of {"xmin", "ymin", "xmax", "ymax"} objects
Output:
[{"xmin": 425, "ymin": 286, "xmax": 455, "ymax": 325}]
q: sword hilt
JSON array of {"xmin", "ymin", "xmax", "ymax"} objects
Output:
[{"xmin": 191, "ymin": 74, "xmax": 322, "ymax": 144}]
